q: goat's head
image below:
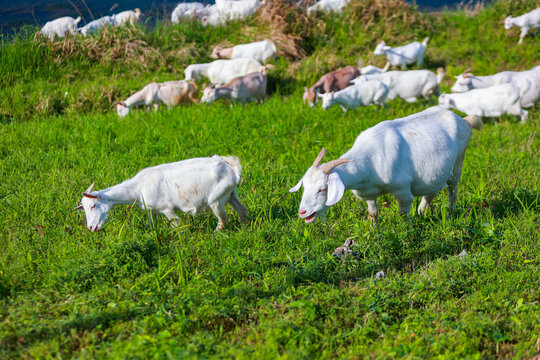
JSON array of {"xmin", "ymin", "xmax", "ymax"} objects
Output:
[
  {"xmin": 318, "ymin": 91, "xmax": 335, "ymax": 111},
  {"xmin": 373, "ymin": 41, "xmax": 390, "ymax": 56},
  {"xmin": 210, "ymin": 46, "xmax": 222, "ymax": 59},
  {"xmin": 289, "ymin": 148, "xmax": 351, "ymax": 224},
  {"xmin": 504, "ymin": 16, "xmax": 513, "ymax": 30},
  {"xmin": 438, "ymin": 92, "xmax": 455, "ymax": 109},
  {"xmin": 451, "ymin": 68, "xmax": 474, "ymax": 92},
  {"xmin": 75, "ymin": 183, "xmax": 113, "ymax": 232},
  {"xmin": 303, "ymin": 87, "xmax": 317, "ymax": 108},
  {"xmin": 201, "ymin": 84, "xmax": 218, "ymax": 103},
  {"xmin": 116, "ymin": 101, "xmax": 129, "ymax": 117}
]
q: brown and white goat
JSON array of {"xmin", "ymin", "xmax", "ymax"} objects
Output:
[{"xmin": 302, "ymin": 66, "xmax": 360, "ymax": 108}]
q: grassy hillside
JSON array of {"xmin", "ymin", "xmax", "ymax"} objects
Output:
[{"xmin": 1, "ymin": 0, "xmax": 539, "ymax": 358}]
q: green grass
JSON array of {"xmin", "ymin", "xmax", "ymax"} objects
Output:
[{"xmin": 1, "ymin": 0, "xmax": 539, "ymax": 358}]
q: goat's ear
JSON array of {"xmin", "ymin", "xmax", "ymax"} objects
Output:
[
  {"xmin": 316, "ymin": 92, "xmax": 324, "ymax": 98},
  {"xmin": 289, "ymin": 178, "xmax": 303, "ymax": 193},
  {"xmin": 82, "ymin": 192, "xmax": 99, "ymax": 199},
  {"xmin": 326, "ymin": 172, "xmax": 345, "ymax": 206},
  {"xmin": 344, "ymin": 238, "xmax": 354, "ymax": 247}
]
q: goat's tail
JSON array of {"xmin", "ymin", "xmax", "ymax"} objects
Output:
[
  {"xmin": 422, "ymin": 37, "xmax": 430, "ymax": 47},
  {"xmin": 464, "ymin": 115, "xmax": 483, "ymax": 131},
  {"xmin": 220, "ymin": 155, "xmax": 243, "ymax": 183},
  {"xmin": 436, "ymin": 67, "xmax": 445, "ymax": 84}
]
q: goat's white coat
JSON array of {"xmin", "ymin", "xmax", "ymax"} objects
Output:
[
  {"xmin": 319, "ymin": 81, "xmax": 389, "ymax": 111},
  {"xmin": 289, "ymin": 107, "xmax": 475, "ymax": 224},
  {"xmin": 78, "ymin": 156, "xmax": 249, "ymax": 231},
  {"xmin": 171, "ymin": 2, "xmax": 208, "ymax": 22},
  {"xmin": 112, "ymin": 8, "xmax": 143, "ymax": 26},
  {"xmin": 307, "ymin": 0, "xmax": 349, "ymax": 16},
  {"xmin": 40, "ymin": 16, "xmax": 81, "ymax": 40},
  {"xmin": 79, "ymin": 16, "xmax": 115, "ymax": 36},
  {"xmin": 201, "ymin": 72, "xmax": 267, "ymax": 103},
  {"xmin": 116, "ymin": 80, "xmax": 198, "ymax": 117},
  {"xmin": 504, "ymin": 8, "xmax": 540, "ymax": 44},
  {"xmin": 211, "ymin": 40, "xmax": 277, "ymax": 63},
  {"xmin": 373, "ymin": 38, "xmax": 429, "ymax": 69},
  {"xmin": 439, "ymin": 83, "xmax": 528, "ymax": 123},
  {"xmin": 450, "ymin": 67, "xmax": 540, "ymax": 108},
  {"xmin": 184, "ymin": 58, "xmax": 266, "ymax": 84},
  {"xmin": 352, "ymin": 69, "xmax": 444, "ymax": 102}
]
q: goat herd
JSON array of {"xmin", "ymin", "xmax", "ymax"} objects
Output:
[{"xmin": 37, "ymin": 2, "xmax": 539, "ymax": 235}]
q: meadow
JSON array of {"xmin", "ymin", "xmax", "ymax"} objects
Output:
[{"xmin": 1, "ymin": 0, "xmax": 539, "ymax": 358}]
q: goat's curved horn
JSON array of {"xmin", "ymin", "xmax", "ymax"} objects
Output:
[
  {"xmin": 321, "ymin": 158, "xmax": 351, "ymax": 175},
  {"xmin": 460, "ymin": 67, "xmax": 473, "ymax": 75},
  {"xmin": 85, "ymin": 183, "xmax": 95, "ymax": 193},
  {"xmin": 312, "ymin": 148, "xmax": 326, "ymax": 168},
  {"xmin": 462, "ymin": 72, "xmax": 474, "ymax": 79},
  {"xmin": 73, "ymin": 204, "xmax": 84, "ymax": 210}
]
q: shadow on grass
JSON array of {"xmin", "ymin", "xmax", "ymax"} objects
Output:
[{"xmin": 490, "ymin": 187, "xmax": 540, "ymax": 219}]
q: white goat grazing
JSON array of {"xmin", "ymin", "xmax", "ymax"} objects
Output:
[
  {"xmin": 504, "ymin": 8, "xmax": 540, "ymax": 44},
  {"xmin": 450, "ymin": 67, "xmax": 540, "ymax": 108},
  {"xmin": 40, "ymin": 16, "xmax": 81, "ymax": 40},
  {"xmin": 318, "ymin": 81, "xmax": 389, "ymax": 112},
  {"xmin": 373, "ymin": 38, "xmax": 429, "ymax": 69},
  {"xmin": 171, "ymin": 2, "xmax": 208, "ymax": 23},
  {"xmin": 211, "ymin": 40, "xmax": 277, "ymax": 64},
  {"xmin": 439, "ymin": 83, "xmax": 528, "ymax": 123},
  {"xmin": 75, "ymin": 156, "xmax": 249, "ymax": 232},
  {"xmin": 307, "ymin": 0, "xmax": 349, "ymax": 16},
  {"xmin": 352, "ymin": 68, "xmax": 445, "ymax": 103},
  {"xmin": 289, "ymin": 107, "xmax": 479, "ymax": 224},
  {"xmin": 113, "ymin": 8, "xmax": 143, "ymax": 26},
  {"xmin": 201, "ymin": 72, "xmax": 267, "ymax": 104},
  {"xmin": 184, "ymin": 58, "xmax": 269, "ymax": 84},
  {"xmin": 79, "ymin": 16, "xmax": 115, "ymax": 36},
  {"xmin": 116, "ymin": 81, "xmax": 198, "ymax": 117}
]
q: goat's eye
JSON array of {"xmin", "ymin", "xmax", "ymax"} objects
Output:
[{"xmin": 91, "ymin": 205, "xmax": 96, "ymax": 210}]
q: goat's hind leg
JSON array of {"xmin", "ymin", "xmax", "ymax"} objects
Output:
[
  {"xmin": 229, "ymin": 189, "xmax": 249, "ymax": 224},
  {"xmin": 210, "ymin": 198, "xmax": 229, "ymax": 231}
]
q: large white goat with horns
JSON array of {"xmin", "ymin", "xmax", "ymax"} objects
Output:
[{"xmin": 289, "ymin": 107, "xmax": 480, "ymax": 224}]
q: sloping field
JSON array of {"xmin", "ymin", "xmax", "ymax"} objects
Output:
[{"xmin": 0, "ymin": 0, "xmax": 539, "ymax": 358}]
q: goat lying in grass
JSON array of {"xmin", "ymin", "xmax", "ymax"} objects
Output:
[
  {"xmin": 211, "ymin": 40, "xmax": 277, "ymax": 64},
  {"xmin": 116, "ymin": 81, "xmax": 198, "ymax": 117},
  {"xmin": 290, "ymin": 107, "xmax": 480, "ymax": 225},
  {"xmin": 75, "ymin": 156, "xmax": 249, "ymax": 232}
]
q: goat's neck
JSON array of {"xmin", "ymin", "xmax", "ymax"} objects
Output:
[
  {"xmin": 123, "ymin": 87, "xmax": 149, "ymax": 108},
  {"xmin": 98, "ymin": 179, "xmax": 140, "ymax": 206},
  {"xmin": 332, "ymin": 157, "xmax": 369, "ymax": 189}
]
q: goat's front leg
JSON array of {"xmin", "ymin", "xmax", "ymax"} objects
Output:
[
  {"xmin": 518, "ymin": 27, "xmax": 529, "ymax": 44},
  {"xmin": 366, "ymin": 199, "xmax": 379, "ymax": 225},
  {"xmin": 210, "ymin": 201, "xmax": 229, "ymax": 231},
  {"xmin": 161, "ymin": 208, "xmax": 180, "ymax": 227}
]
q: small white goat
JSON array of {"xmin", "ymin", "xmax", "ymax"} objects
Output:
[
  {"xmin": 79, "ymin": 16, "xmax": 115, "ymax": 36},
  {"xmin": 75, "ymin": 156, "xmax": 249, "ymax": 232},
  {"xmin": 184, "ymin": 58, "xmax": 269, "ymax": 84},
  {"xmin": 40, "ymin": 16, "xmax": 81, "ymax": 40},
  {"xmin": 318, "ymin": 81, "xmax": 389, "ymax": 112},
  {"xmin": 211, "ymin": 40, "xmax": 277, "ymax": 64},
  {"xmin": 439, "ymin": 83, "xmax": 528, "ymax": 123},
  {"xmin": 215, "ymin": 0, "xmax": 261, "ymax": 18},
  {"xmin": 352, "ymin": 69, "xmax": 445, "ymax": 103},
  {"xmin": 116, "ymin": 80, "xmax": 198, "ymax": 117},
  {"xmin": 504, "ymin": 8, "xmax": 540, "ymax": 44},
  {"xmin": 307, "ymin": 0, "xmax": 349, "ymax": 16},
  {"xmin": 171, "ymin": 2, "xmax": 209, "ymax": 23},
  {"xmin": 201, "ymin": 72, "xmax": 267, "ymax": 104},
  {"xmin": 373, "ymin": 38, "xmax": 429, "ymax": 69},
  {"xmin": 289, "ymin": 107, "xmax": 479, "ymax": 224},
  {"xmin": 113, "ymin": 8, "xmax": 143, "ymax": 26},
  {"xmin": 450, "ymin": 67, "xmax": 540, "ymax": 108}
]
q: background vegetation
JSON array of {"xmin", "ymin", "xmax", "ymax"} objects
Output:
[{"xmin": 1, "ymin": 0, "xmax": 539, "ymax": 358}]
